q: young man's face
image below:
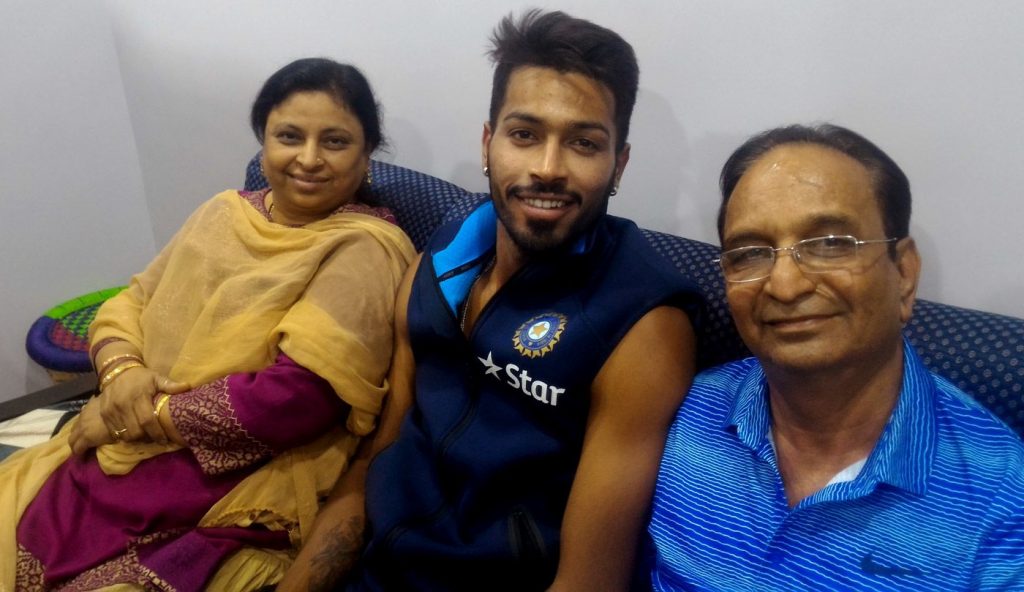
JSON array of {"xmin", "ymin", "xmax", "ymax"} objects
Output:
[{"xmin": 482, "ymin": 66, "xmax": 629, "ymax": 256}]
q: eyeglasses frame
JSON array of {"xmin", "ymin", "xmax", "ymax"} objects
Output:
[{"xmin": 715, "ymin": 235, "xmax": 902, "ymax": 284}]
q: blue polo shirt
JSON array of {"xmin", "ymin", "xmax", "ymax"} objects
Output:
[{"xmin": 648, "ymin": 341, "xmax": 1024, "ymax": 591}]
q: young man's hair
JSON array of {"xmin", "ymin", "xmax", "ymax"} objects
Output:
[{"xmin": 488, "ymin": 9, "xmax": 639, "ymax": 152}]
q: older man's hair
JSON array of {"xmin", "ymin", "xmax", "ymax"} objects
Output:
[
  {"xmin": 487, "ymin": 9, "xmax": 639, "ymax": 152},
  {"xmin": 717, "ymin": 124, "xmax": 912, "ymax": 255}
]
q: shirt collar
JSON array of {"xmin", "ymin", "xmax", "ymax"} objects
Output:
[
  {"xmin": 860, "ymin": 341, "xmax": 936, "ymax": 495},
  {"xmin": 725, "ymin": 359, "xmax": 772, "ymax": 451},
  {"xmin": 724, "ymin": 339, "xmax": 937, "ymax": 495}
]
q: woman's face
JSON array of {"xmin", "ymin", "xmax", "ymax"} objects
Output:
[{"xmin": 261, "ymin": 90, "xmax": 370, "ymax": 224}]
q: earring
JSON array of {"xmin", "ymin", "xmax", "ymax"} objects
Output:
[
  {"xmin": 609, "ymin": 186, "xmax": 618, "ymax": 197},
  {"xmin": 483, "ymin": 166, "xmax": 490, "ymax": 177},
  {"xmin": 365, "ymin": 167, "xmax": 373, "ymax": 186},
  {"xmin": 259, "ymin": 160, "xmax": 266, "ymax": 177}
]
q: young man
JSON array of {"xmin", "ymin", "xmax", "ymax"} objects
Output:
[
  {"xmin": 281, "ymin": 9, "xmax": 702, "ymax": 591},
  {"xmin": 648, "ymin": 124, "xmax": 1024, "ymax": 590}
]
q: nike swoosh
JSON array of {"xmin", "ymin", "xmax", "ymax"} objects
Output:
[{"xmin": 860, "ymin": 552, "xmax": 922, "ymax": 577}]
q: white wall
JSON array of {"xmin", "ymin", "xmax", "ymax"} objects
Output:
[
  {"xmin": 101, "ymin": 0, "xmax": 1024, "ymax": 318},
  {"xmin": 0, "ymin": 0, "xmax": 155, "ymax": 400},
  {"xmin": 4, "ymin": 1, "xmax": 1022, "ymax": 398}
]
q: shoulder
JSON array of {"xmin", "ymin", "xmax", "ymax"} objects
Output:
[
  {"xmin": 689, "ymin": 358, "xmax": 759, "ymax": 403},
  {"xmin": 181, "ymin": 189, "xmax": 254, "ymax": 224},
  {"xmin": 597, "ymin": 216, "xmax": 704, "ymax": 313},
  {"xmin": 931, "ymin": 373, "xmax": 1024, "ymax": 475},
  {"xmin": 424, "ymin": 200, "xmax": 495, "ymax": 256},
  {"xmin": 668, "ymin": 358, "xmax": 760, "ymax": 431},
  {"xmin": 923, "ymin": 373, "xmax": 1024, "ymax": 529},
  {"xmin": 162, "ymin": 190, "xmax": 246, "ymax": 239}
]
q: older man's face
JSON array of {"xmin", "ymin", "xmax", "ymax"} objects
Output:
[{"xmin": 721, "ymin": 143, "xmax": 919, "ymax": 374}]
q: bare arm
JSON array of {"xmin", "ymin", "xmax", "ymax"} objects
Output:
[
  {"xmin": 548, "ymin": 305, "xmax": 696, "ymax": 592},
  {"xmin": 278, "ymin": 255, "xmax": 421, "ymax": 591}
]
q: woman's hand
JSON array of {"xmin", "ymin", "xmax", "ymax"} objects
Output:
[
  {"xmin": 97, "ymin": 366, "xmax": 189, "ymax": 444},
  {"xmin": 68, "ymin": 397, "xmax": 116, "ymax": 454}
]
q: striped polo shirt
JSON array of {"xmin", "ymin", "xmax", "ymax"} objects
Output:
[{"xmin": 648, "ymin": 341, "xmax": 1024, "ymax": 591}]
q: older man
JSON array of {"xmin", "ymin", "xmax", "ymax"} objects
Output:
[
  {"xmin": 282, "ymin": 10, "xmax": 702, "ymax": 591},
  {"xmin": 648, "ymin": 124, "xmax": 1024, "ymax": 590}
]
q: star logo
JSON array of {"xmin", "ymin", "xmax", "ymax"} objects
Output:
[
  {"xmin": 513, "ymin": 313, "xmax": 567, "ymax": 358},
  {"xmin": 478, "ymin": 351, "xmax": 503, "ymax": 379},
  {"xmin": 528, "ymin": 321, "xmax": 551, "ymax": 340}
]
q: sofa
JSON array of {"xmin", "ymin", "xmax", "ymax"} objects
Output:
[{"xmin": 4, "ymin": 158, "xmax": 1023, "ymax": 443}]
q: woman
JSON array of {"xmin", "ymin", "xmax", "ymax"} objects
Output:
[{"xmin": 0, "ymin": 58, "xmax": 415, "ymax": 590}]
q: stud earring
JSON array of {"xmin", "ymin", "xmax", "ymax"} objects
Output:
[
  {"xmin": 365, "ymin": 167, "xmax": 373, "ymax": 186},
  {"xmin": 483, "ymin": 166, "xmax": 490, "ymax": 177},
  {"xmin": 609, "ymin": 186, "xmax": 618, "ymax": 197}
]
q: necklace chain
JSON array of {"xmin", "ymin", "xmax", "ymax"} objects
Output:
[{"xmin": 460, "ymin": 256, "xmax": 495, "ymax": 333}]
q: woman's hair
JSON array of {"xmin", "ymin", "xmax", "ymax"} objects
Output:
[{"xmin": 250, "ymin": 58, "xmax": 384, "ymax": 153}]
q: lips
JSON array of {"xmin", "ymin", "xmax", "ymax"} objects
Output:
[
  {"xmin": 290, "ymin": 174, "xmax": 330, "ymax": 184},
  {"xmin": 515, "ymin": 189, "xmax": 578, "ymax": 209},
  {"xmin": 763, "ymin": 314, "xmax": 836, "ymax": 331},
  {"xmin": 288, "ymin": 173, "xmax": 331, "ymax": 192},
  {"xmin": 522, "ymin": 196, "xmax": 570, "ymax": 210}
]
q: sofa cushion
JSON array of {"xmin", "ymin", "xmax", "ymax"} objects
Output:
[{"xmin": 244, "ymin": 154, "xmax": 1024, "ymax": 437}]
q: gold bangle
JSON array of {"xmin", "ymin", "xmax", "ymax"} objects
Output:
[
  {"xmin": 99, "ymin": 361, "xmax": 143, "ymax": 392},
  {"xmin": 96, "ymin": 353, "xmax": 143, "ymax": 377},
  {"xmin": 153, "ymin": 393, "xmax": 171, "ymax": 418}
]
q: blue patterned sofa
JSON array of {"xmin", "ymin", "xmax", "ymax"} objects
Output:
[
  {"xmin": 249, "ymin": 159, "xmax": 1024, "ymax": 438},
  {"xmin": 4, "ymin": 159, "xmax": 1023, "ymax": 443}
]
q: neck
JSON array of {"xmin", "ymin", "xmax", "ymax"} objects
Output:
[
  {"xmin": 461, "ymin": 224, "xmax": 546, "ymax": 335},
  {"xmin": 764, "ymin": 341, "xmax": 906, "ymax": 453},
  {"xmin": 764, "ymin": 342, "xmax": 906, "ymax": 507},
  {"xmin": 265, "ymin": 190, "xmax": 332, "ymax": 226},
  {"xmin": 490, "ymin": 224, "xmax": 532, "ymax": 286}
]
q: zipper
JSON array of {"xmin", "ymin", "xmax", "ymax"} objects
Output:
[
  {"xmin": 377, "ymin": 254, "xmax": 536, "ymax": 558},
  {"xmin": 509, "ymin": 506, "xmax": 546, "ymax": 563}
]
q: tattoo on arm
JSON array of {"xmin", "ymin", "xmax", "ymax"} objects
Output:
[{"xmin": 308, "ymin": 516, "xmax": 365, "ymax": 591}]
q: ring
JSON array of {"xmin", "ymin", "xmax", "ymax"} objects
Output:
[{"xmin": 111, "ymin": 427, "xmax": 128, "ymax": 440}]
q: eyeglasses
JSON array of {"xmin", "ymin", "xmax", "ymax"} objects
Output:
[{"xmin": 716, "ymin": 235, "xmax": 900, "ymax": 283}]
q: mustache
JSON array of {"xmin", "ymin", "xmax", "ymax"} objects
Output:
[{"xmin": 507, "ymin": 181, "xmax": 582, "ymax": 203}]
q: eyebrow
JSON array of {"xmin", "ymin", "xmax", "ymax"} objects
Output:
[
  {"xmin": 271, "ymin": 122, "xmax": 352, "ymax": 136},
  {"xmin": 502, "ymin": 112, "xmax": 611, "ymax": 136}
]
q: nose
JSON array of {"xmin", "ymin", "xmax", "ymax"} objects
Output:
[
  {"xmin": 531, "ymin": 140, "xmax": 567, "ymax": 183},
  {"xmin": 762, "ymin": 248, "xmax": 815, "ymax": 302},
  {"xmin": 296, "ymin": 140, "xmax": 322, "ymax": 169}
]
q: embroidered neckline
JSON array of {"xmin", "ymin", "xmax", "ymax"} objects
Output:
[{"xmin": 238, "ymin": 188, "xmax": 396, "ymax": 225}]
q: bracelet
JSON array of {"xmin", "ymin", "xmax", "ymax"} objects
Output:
[
  {"xmin": 99, "ymin": 361, "xmax": 144, "ymax": 392},
  {"xmin": 96, "ymin": 353, "xmax": 144, "ymax": 377},
  {"xmin": 153, "ymin": 393, "xmax": 171, "ymax": 418}
]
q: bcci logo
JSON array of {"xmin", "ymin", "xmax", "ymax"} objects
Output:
[{"xmin": 513, "ymin": 313, "xmax": 567, "ymax": 359}]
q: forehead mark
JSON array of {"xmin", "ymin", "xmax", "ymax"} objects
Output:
[{"xmin": 794, "ymin": 173, "xmax": 824, "ymax": 188}]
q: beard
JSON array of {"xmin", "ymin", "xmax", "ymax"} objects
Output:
[{"xmin": 489, "ymin": 172, "xmax": 616, "ymax": 256}]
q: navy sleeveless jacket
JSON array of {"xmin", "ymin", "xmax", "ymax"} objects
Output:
[{"xmin": 354, "ymin": 202, "xmax": 702, "ymax": 591}]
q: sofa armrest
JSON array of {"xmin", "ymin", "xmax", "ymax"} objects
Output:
[{"xmin": 0, "ymin": 374, "xmax": 96, "ymax": 423}]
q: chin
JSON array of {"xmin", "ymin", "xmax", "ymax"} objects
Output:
[{"xmin": 752, "ymin": 337, "xmax": 845, "ymax": 373}]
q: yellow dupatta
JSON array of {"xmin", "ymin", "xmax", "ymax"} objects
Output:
[{"xmin": 0, "ymin": 190, "xmax": 414, "ymax": 585}]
